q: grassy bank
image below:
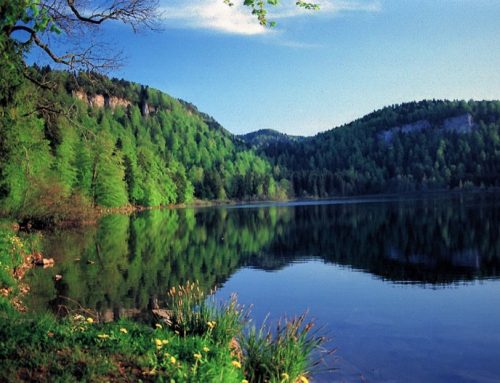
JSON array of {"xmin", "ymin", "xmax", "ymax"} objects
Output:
[
  {"xmin": 0, "ymin": 222, "xmax": 41, "ymax": 313},
  {"xmin": 0, "ymin": 226, "xmax": 326, "ymax": 382}
]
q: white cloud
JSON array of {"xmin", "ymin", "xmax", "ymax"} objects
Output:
[
  {"xmin": 159, "ymin": 0, "xmax": 267, "ymax": 35},
  {"xmin": 159, "ymin": 0, "xmax": 381, "ymax": 36}
]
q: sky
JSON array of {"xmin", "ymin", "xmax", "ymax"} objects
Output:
[{"xmin": 65, "ymin": 1, "xmax": 500, "ymax": 136}]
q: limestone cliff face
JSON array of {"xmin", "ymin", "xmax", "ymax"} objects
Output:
[
  {"xmin": 73, "ymin": 90, "xmax": 131, "ymax": 110},
  {"xmin": 378, "ymin": 120, "xmax": 432, "ymax": 143},
  {"xmin": 140, "ymin": 101, "xmax": 157, "ymax": 117},
  {"xmin": 109, "ymin": 96, "xmax": 131, "ymax": 109},
  {"xmin": 443, "ymin": 113, "xmax": 474, "ymax": 133},
  {"xmin": 378, "ymin": 113, "xmax": 475, "ymax": 143}
]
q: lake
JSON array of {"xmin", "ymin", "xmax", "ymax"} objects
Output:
[{"xmin": 25, "ymin": 193, "xmax": 500, "ymax": 382}]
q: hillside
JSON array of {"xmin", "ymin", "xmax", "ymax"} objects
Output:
[
  {"xmin": 1, "ymin": 66, "xmax": 499, "ymax": 227},
  {"xmin": 238, "ymin": 129, "xmax": 304, "ymax": 149},
  {"xmin": 256, "ymin": 100, "xmax": 500, "ymax": 196},
  {"xmin": 0, "ymin": 68, "xmax": 289, "ymax": 225}
]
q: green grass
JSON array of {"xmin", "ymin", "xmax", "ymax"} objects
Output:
[
  {"xmin": 0, "ymin": 223, "xmax": 22, "ymax": 289},
  {"xmin": 0, "ymin": 313, "xmax": 245, "ymax": 382},
  {"xmin": 239, "ymin": 314, "xmax": 327, "ymax": 383}
]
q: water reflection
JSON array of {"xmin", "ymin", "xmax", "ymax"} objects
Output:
[{"xmin": 25, "ymin": 193, "xmax": 500, "ymax": 315}]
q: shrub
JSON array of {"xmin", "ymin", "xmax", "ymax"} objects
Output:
[{"xmin": 239, "ymin": 313, "xmax": 327, "ymax": 383}]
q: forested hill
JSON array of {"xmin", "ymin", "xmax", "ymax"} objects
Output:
[
  {"xmin": 257, "ymin": 100, "xmax": 500, "ymax": 197},
  {"xmin": 238, "ymin": 129, "xmax": 304, "ymax": 149},
  {"xmin": 0, "ymin": 68, "xmax": 290, "ymax": 224},
  {"xmin": 1, "ymin": 65, "xmax": 499, "ymax": 226}
]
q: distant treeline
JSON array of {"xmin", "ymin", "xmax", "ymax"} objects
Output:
[{"xmin": 251, "ymin": 100, "xmax": 500, "ymax": 196}]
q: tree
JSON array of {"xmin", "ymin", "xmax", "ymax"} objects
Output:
[
  {"xmin": 2, "ymin": 1, "xmax": 319, "ymax": 75},
  {"xmin": 1, "ymin": 0, "xmax": 160, "ymax": 72}
]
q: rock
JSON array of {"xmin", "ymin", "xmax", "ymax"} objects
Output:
[
  {"xmin": 152, "ymin": 309, "xmax": 173, "ymax": 325},
  {"xmin": 34, "ymin": 257, "xmax": 54, "ymax": 267},
  {"xmin": 443, "ymin": 113, "xmax": 474, "ymax": 133},
  {"xmin": 32, "ymin": 252, "xmax": 44, "ymax": 264}
]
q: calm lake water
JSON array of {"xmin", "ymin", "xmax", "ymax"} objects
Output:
[{"xmin": 26, "ymin": 193, "xmax": 500, "ymax": 382}]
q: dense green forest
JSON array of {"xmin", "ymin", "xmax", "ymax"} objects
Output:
[
  {"xmin": 238, "ymin": 129, "xmax": 304, "ymax": 148},
  {"xmin": 0, "ymin": 67, "xmax": 290, "ymax": 224},
  {"xmin": 1, "ymin": 60, "xmax": 499, "ymax": 226},
  {"xmin": 248, "ymin": 100, "xmax": 500, "ymax": 197}
]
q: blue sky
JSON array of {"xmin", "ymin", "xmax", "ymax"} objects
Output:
[{"xmin": 90, "ymin": 1, "xmax": 500, "ymax": 135}]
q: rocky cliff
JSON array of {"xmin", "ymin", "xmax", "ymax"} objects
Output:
[
  {"xmin": 73, "ymin": 90, "xmax": 131, "ymax": 110},
  {"xmin": 378, "ymin": 113, "xmax": 475, "ymax": 143}
]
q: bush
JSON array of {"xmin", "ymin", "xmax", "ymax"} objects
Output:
[
  {"xmin": 19, "ymin": 180, "xmax": 94, "ymax": 228},
  {"xmin": 239, "ymin": 313, "xmax": 327, "ymax": 383}
]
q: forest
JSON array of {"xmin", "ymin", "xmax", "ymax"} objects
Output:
[
  {"xmin": 0, "ymin": 67, "xmax": 290, "ymax": 225},
  {"xmin": 1, "ymin": 63, "xmax": 499, "ymax": 227},
  {"xmin": 244, "ymin": 99, "xmax": 500, "ymax": 197}
]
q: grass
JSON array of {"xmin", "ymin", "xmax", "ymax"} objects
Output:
[
  {"xmin": 240, "ymin": 314, "xmax": 327, "ymax": 383},
  {"xmin": 0, "ymin": 225, "xmax": 330, "ymax": 382},
  {"xmin": 0, "ymin": 313, "xmax": 245, "ymax": 382},
  {"xmin": 0, "ymin": 222, "xmax": 41, "ymax": 313}
]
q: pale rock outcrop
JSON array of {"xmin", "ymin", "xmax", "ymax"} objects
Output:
[
  {"xmin": 443, "ymin": 113, "xmax": 474, "ymax": 133},
  {"xmin": 378, "ymin": 113, "xmax": 475, "ymax": 143},
  {"xmin": 73, "ymin": 90, "xmax": 131, "ymax": 111}
]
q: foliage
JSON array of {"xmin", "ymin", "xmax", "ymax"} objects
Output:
[
  {"xmin": 0, "ymin": 69, "xmax": 288, "ymax": 223},
  {"xmin": 0, "ymin": 222, "xmax": 40, "ymax": 313},
  {"xmin": 256, "ymin": 100, "xmax": 500, "ymax": 197},
  {"xmin": 0, "ymin": 314, "xmax": 244, "ymax": 382},
  {"xmin": 0, "ymin": 225, "xmax": 23, "ymax": 292},
  {"xmin": 166, "ymin": 282, "xmax": 245, "ymax": 345},
  {"xmin": 240, "ymin": 313, "xmax": 323, "ymax": 383},
  {"xmin": 0, "ymin": 280, "xmax": 326, "ymax": 382}
]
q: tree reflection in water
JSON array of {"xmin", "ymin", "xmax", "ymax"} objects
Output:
[{"xmin": 25, "ymin": 193, "xmax": 500, "ymax": 317}]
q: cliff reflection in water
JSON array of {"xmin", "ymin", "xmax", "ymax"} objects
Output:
[{"xmin": 25, "ymin": 194, "xmax": 500, "ymax": 316}]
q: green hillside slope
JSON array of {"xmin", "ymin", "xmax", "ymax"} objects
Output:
[
  {"xmin": 256, "ymin": 100, "xmax": 500, "ymax": 196},
  {"xmin": 0, "ymin": 68, "xmax": 289, "ymax": 225}
]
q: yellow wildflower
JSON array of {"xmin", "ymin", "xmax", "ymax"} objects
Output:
[
  {"xmin": 73, "ymin": 314, "xmax": 85, "ymax": 321},
  {"xmin": 281, "ymin": 372, "xmax": 290, "ymax": 381},
  {"xmin": 162, "ymin": 339, "xmax": 169, "ymax": 345},
  {"xmin": 86, "ymin": 317, "xmax": 94, "ymax": 324},
  {"xmin": 242, "ymin": 380, "xmax": 249, "ymax": 383},
  {"xmin": 231, "ymin": 360, "xmax": 242, "ymax": 369},
  {"xmin": 203, "ymin": 346, "xmax": 210, "ymax": 352},
  {"xmin": 193, "ymin": 352, "xmax": 202, "ymax": 360},
  {"xmin": 298, "ymin": 376, "xmax": 309, "ymax": 383},
  {"xmin": 207, "ymin": 320, "xmax": 216, "ymax": 329},
  {"xmin": 119, "ymin": 328, "xmax": 128, "ymax": 334},
  {"xmin": 170, "ymin": 356, "xmax": 176, "ymax": 364},
  {"xmin": 155, "ymin": 339, "xmax": 163, "ymax": 347},
  {"xmin": 155, "ymin": 323, "xmax": 162, "ymax": 329},
  {"xmin": 97, "ymin": 334, "xmax": 110, "ymax": 339}
]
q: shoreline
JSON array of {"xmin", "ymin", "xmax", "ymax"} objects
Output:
[
  {"xmin": 4, "ymin": 187, "xmax": 498, "ymax": 230},
  {"xmin": 98, "ymin": 186, "xmax": 500, "ymax": 215}
]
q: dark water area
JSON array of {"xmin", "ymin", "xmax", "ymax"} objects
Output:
[{"xmin": 25, "ymin": 193, "xmax": 500, "ymax": 382}]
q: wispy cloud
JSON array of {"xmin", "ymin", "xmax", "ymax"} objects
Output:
[
  {"xmin": 159, "ymin": 0, "xmax": 267, "ymax": 35},
  {"xmin": 159, "ymin": 0, "xmax": 381, "ymax": 36}
]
